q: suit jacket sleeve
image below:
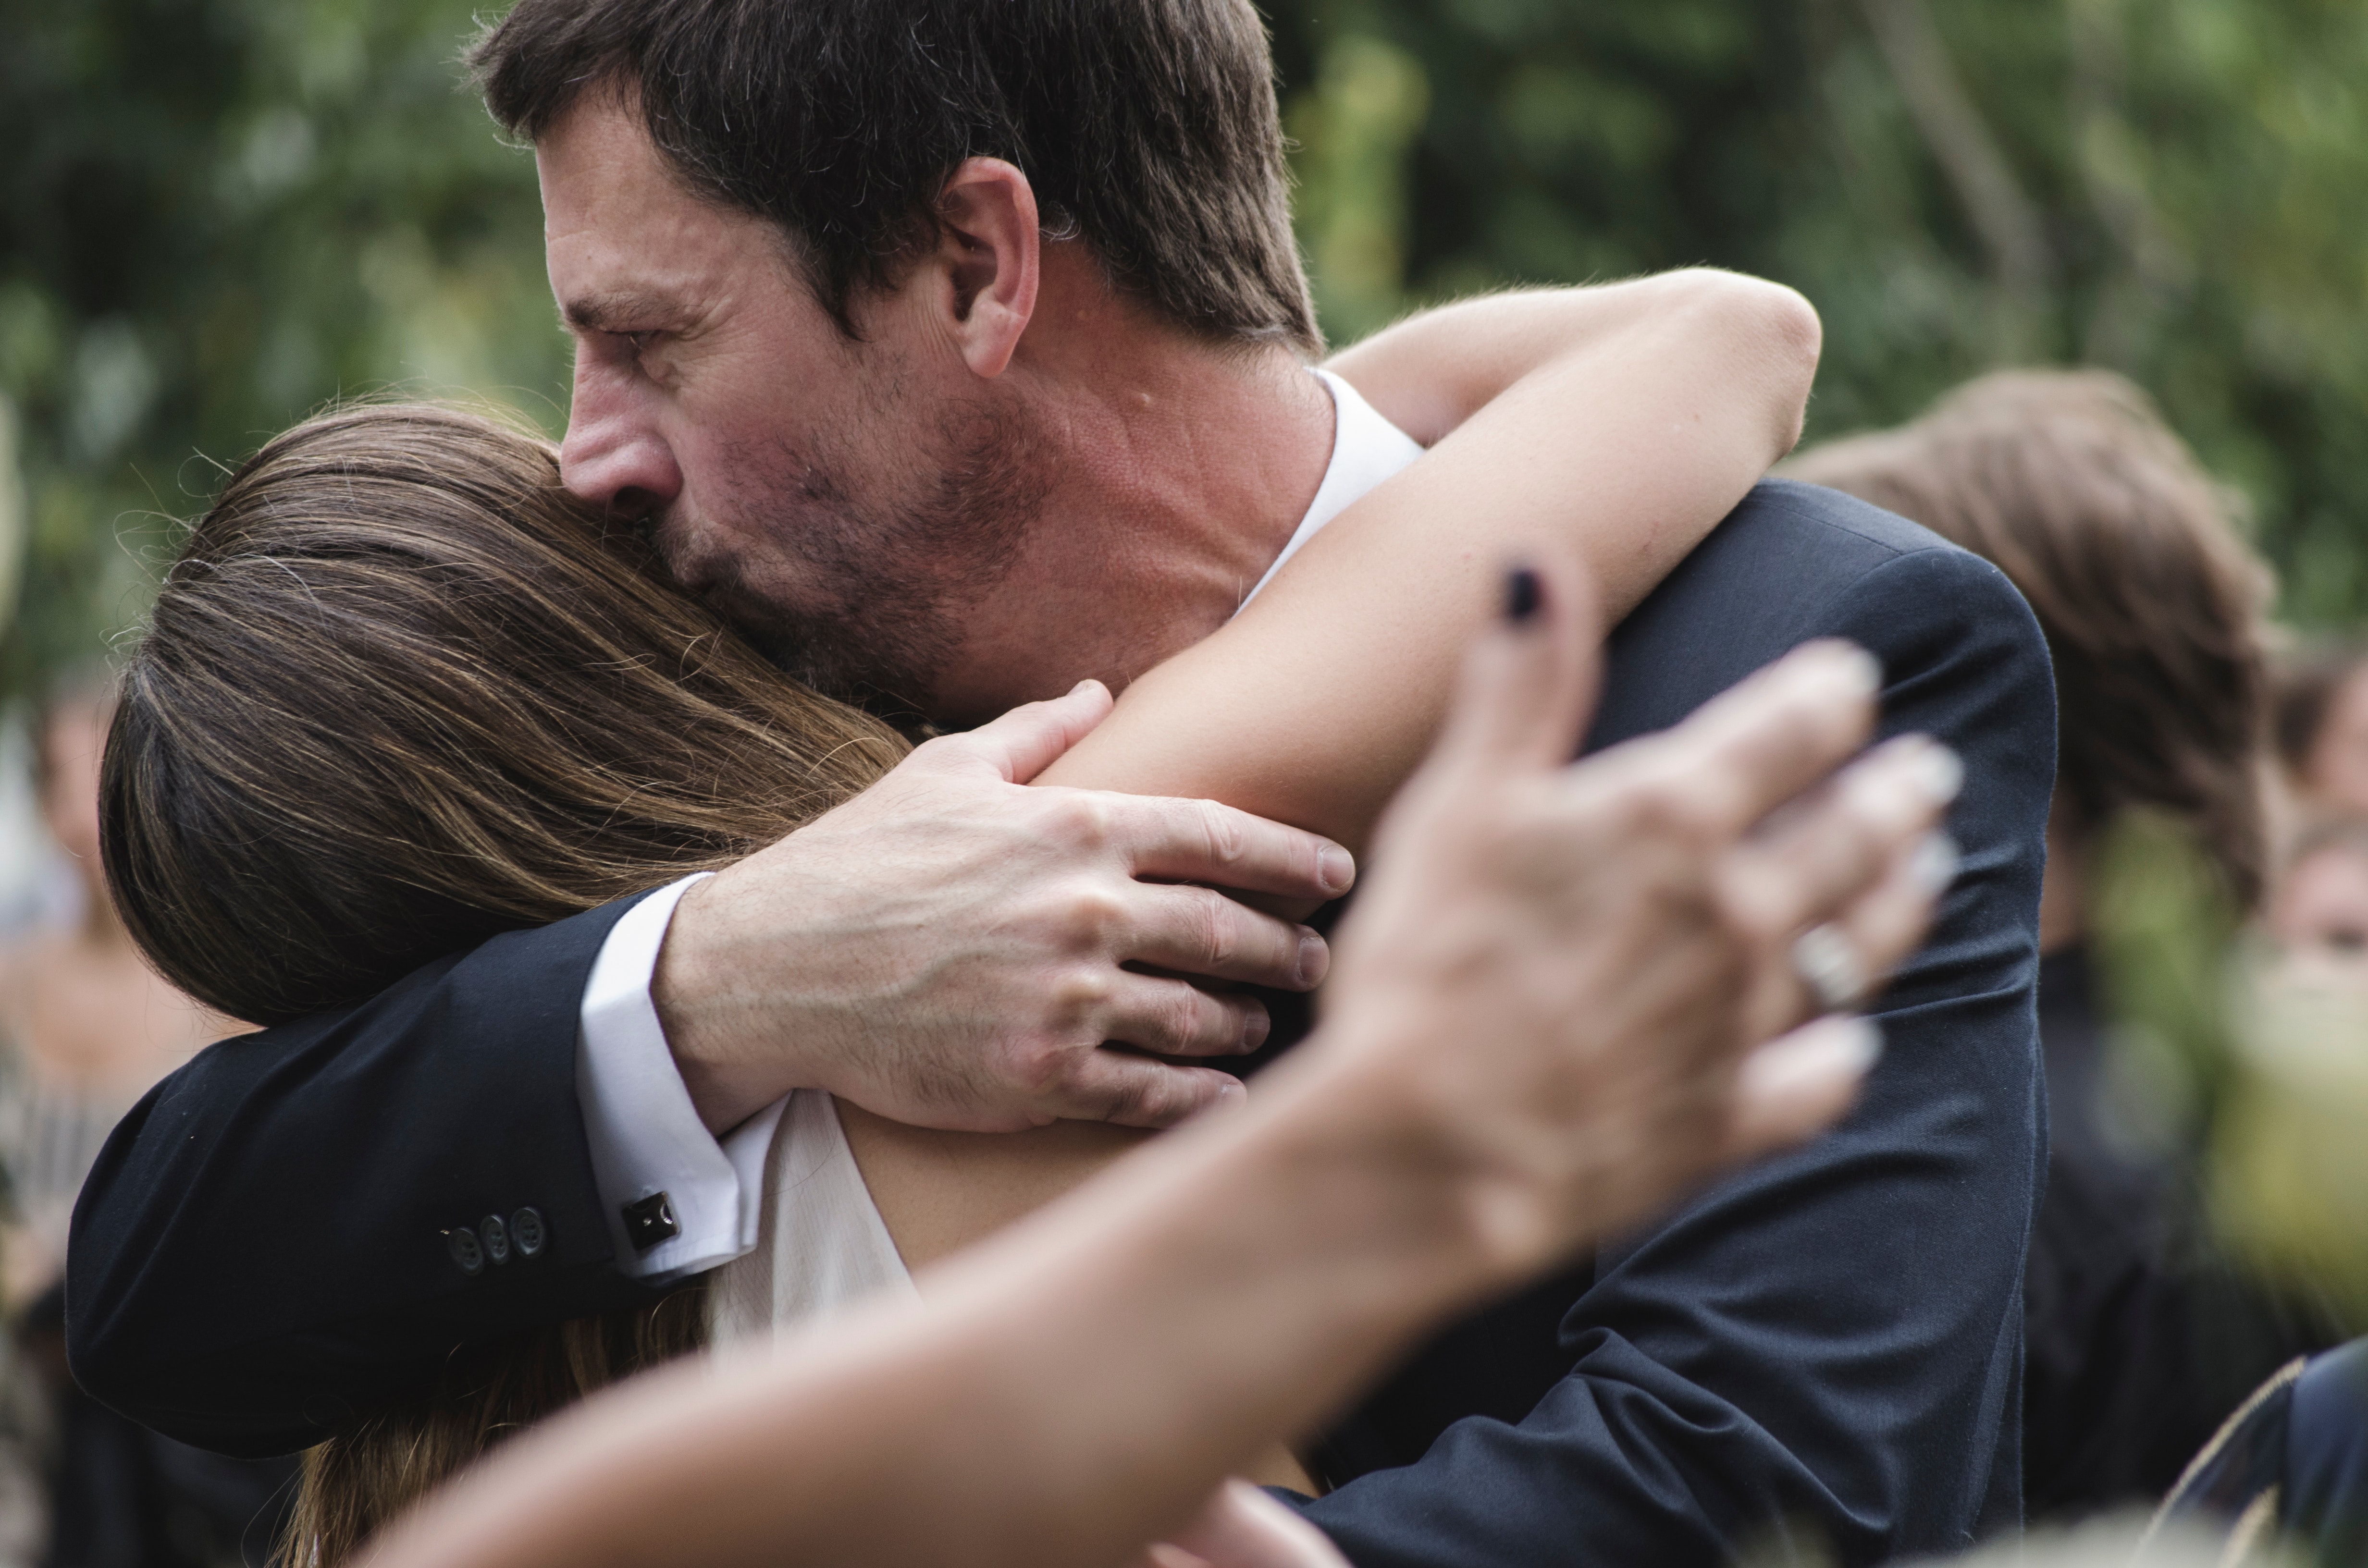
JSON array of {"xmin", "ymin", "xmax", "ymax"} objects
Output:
[
  {"xmin": 66, "ymin": 899, "xmax": 667, "ymax": 1458},
  {"xmin": 1297, "ymin": 488, "xmax": 2055, "ymax": 1566}
]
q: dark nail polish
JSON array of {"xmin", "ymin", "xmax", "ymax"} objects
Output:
[{"xmin": 1504, "ymin": 565, "xmax": 1543, "ymax": 624}]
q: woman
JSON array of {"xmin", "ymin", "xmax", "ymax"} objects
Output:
[
  {"xmin": 0, "ymin": 680, "xmax": 293, "ymax": 1566},
  {"xmin": 104, "ymin": 276, "xmax": 1820, "ymax": 1561}
]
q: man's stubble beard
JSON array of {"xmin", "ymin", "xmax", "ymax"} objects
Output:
[{"xmin": 665, "ymin": 396, "xmax": 1054, "ymax": 724}]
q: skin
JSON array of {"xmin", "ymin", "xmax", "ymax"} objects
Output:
[
  {"xmin": 0, "ymin": 700, "xmax": 231, "ymax": 1310},
  {"xmin": 535, "ymin": 89, "xmax": 1823, "ymax": 1139},
  {"xmin": 2268, "ymin": 840, "xmax": 2368, "ymax": 960},
  {"xmin": 363, "ymin": 588, "xmax": 1957, "ymax": 1568},
  {"xmin": 2303, "ymin": 665, "xmax": 2368, "ymax": 817}
]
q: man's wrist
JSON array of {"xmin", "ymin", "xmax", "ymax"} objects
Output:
[{"xmin": 652, "ymin": 871, "xmax": 815, "ymax": 1134}]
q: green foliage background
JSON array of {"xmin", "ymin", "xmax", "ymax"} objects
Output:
[{"xmin": 2, "ymin": 0, "xmax": 2366, "ymax": 687}]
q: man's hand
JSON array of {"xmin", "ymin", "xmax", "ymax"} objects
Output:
[
  {"xmin": 654, "ymin": 682, "xmax": 1355, "ymax": 1134},
  {"xmin": 1313, "ymin": 557, "xmax": 1959, "ymax": 1291}
]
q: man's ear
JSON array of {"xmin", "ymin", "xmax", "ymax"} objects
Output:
[{"xmin": 930, "ymin": 158, "xmax": 1041, "ymax": 380}]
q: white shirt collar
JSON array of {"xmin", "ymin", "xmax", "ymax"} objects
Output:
[{"xmin": 1236, "ymin": 368, "xmax": 1425, "ymax": 612}]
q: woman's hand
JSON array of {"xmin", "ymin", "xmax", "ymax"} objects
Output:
[
  {"xmin": 1140, "ymin": 1482, "xmax": 1349, "ymax": 1568},
  {"xmin": 1305, "ymin": 551, "xmax": 1957, "ymax": 1291}
]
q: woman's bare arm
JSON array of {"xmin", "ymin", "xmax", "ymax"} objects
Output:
[{"xmin": 1039, "ymin": 270, "xmax": 1821, "ymax": 852}]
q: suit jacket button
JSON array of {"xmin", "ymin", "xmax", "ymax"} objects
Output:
[
  {"xmin": 480, "ymin": 1213, "xmax": 511, "ymax": 1265},
  {"xmin": 446, "ymin": 1227, "xmax": 484, "ymax": 1276},
  {"xmin": 510, "ymin": 1208, "xmax": 547, "ymax": 1258}
]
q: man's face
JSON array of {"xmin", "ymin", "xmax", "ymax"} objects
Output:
[{"xmin": 537, "ymin": 92, "xmax": 1046, "ymax": 714}]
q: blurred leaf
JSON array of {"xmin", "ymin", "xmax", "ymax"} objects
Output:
[
  {"xmin": 0, "ymin": 0, "xmax": 565, "ymax": 692},
  {"xmin": 1269, "ymin": 0, "xmax": 2368, "ymax": 628}
]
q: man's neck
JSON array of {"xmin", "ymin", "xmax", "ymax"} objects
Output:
[{"xmin": 927, "ymin": 247, "xmax": 1334, "ymax": 726}]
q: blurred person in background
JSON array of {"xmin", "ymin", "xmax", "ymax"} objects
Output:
[
  {"xmin": 2264, "ymin": 821, "xmax": 2368, "ymax": 973},
  {"xmin": 2275, "ymin": 644, "xmax": 2368, "ymax": 820},
  {"xmin": 0, "ymin": 674, "xmax": 294, "ymax": 1567},
  {"xmin": 1788, "ymin": 367, "xmax": 2343, "ymax": 1522}
]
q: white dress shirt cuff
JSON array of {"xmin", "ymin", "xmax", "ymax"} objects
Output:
[{"xmin": 576, "ymin": 872, "xmax": 784, "ymax": 1281}]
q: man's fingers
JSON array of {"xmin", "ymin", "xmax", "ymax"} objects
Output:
[
  {"xmin": 1050, "ymin": 1050, "xmax": 1246, "ymax": 1130},
  {"xmin": 1422, "ymin": 554, "xmax": 1604, "ymax": 785},
  {"xmin": 933, "ymin": 680, "xmax": 1117, "ymax": 784},
  {"xmin": 1601, "ymin": 641, "xmax": 1882, "ymax": 839},
  {"xmin": 1098, "ymin": 974, "xmax": 1272, "ymax": 1059},
  {"xmin": 1725, "ymin": 1016, "xmax": 1883, "ymax": 1160},
  {"xmin": 1126, "ymin": 884, "xmax": 1330, "ymax": 990},
  {"xmin": 1120, "ymin": 795, "xmax": 1357, "ymax": 903}
]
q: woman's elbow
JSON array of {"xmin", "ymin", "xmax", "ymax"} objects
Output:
[{"xmin": 1660, "ymin": 269, "xmax": 1824, "ymax": 460}]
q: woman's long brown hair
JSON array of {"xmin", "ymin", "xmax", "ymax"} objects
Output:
[{"xmin": 99, "ymin": 402, "xmax": 909, "ymax": 1565}]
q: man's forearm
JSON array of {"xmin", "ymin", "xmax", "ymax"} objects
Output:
[{"xmin": 652, "ymin": 684, "xmax": 1347, "ymax": 1137}]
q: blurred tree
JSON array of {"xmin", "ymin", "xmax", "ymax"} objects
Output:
[
  {"xmin": 1, "ymin": 0, "xmax": 2365, "ymax": 689},
  {"xmin": 0, "ymin": 0, "xmax": 562, "ymax": 692},
  {"xmin": 1270, "ymin": 0, "xmax": 2368, "ymax": 626}
]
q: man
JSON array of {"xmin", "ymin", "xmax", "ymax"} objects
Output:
[{"xmin": 70, "ymin": 1, "xmax": 2054, "ymax": 1563}]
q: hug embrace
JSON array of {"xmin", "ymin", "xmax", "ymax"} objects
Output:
[{"xmin": 66, "ymin": 0, "xmax": 2052, "ymax": 1564}]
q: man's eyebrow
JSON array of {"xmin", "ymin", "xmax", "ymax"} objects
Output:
[{"xmin": 560, "ymin": 290, "xmax": 687, "ymax": 333}]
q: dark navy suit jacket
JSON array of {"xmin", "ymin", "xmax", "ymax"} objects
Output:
[
  {"xmin": 68, "ymin": 480, "xmax": 2053, "ymax": 1566},
  {"xmin": 1289, "ymin": 481, "xmax": 2054, "ymax": 1565}
]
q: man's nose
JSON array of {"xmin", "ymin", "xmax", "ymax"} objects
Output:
[{"xmin": 558, "ymin": 367, "xmax": 683, "ymax": 519}]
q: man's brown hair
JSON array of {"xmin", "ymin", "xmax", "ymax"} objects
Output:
[
  {"xmin": 1786, "ymin": 368, "xmax": 2275, "ymax": 907},
  {"xmin": 469, "ymin": 0, "xmax": 1319, "ymax": 353}
]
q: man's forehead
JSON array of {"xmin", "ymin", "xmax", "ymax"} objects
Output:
[
  {"xmin": 537, "ymin": 95, "xmax": 801, "ymax": 319},
  {"xmin": 536, "ymin": 95, "xmax": 682, "ymax": 237}
]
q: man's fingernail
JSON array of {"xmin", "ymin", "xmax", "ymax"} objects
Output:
[
  {"xmin": 1909, "ymin": 831, "xmax": 1960, "ymax": 894},
  {"xmin": 1242, "ymin": 1007, "xmax": 1272, "ymax": 1050},
  {"xmin": 1295, "ymin": 930, "xmax": 1331, "ymax": 988},
  {"xmin": 1214, "ymin": 1078, "xmax": 1249, "ymax": 1112},
  {"xmin": 1069, "ymin": 678, "xmax": 1098, "ymax": 697},
  {"xmin": 1319, "ymin": 845, "xmax": 1356, "ymax": 894},
  {"xmin": 1907, "ymin": 742, "xmax": 1963, "ymax": 805},
  {"xmin": 1503, "ymin": 565, "xmax": 1544, "ymax": 624}
]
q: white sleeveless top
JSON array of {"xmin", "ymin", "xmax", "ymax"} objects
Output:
[{"xmin": 705, "ymin": 1090, "xmax": 916, "ymax": 1343}]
